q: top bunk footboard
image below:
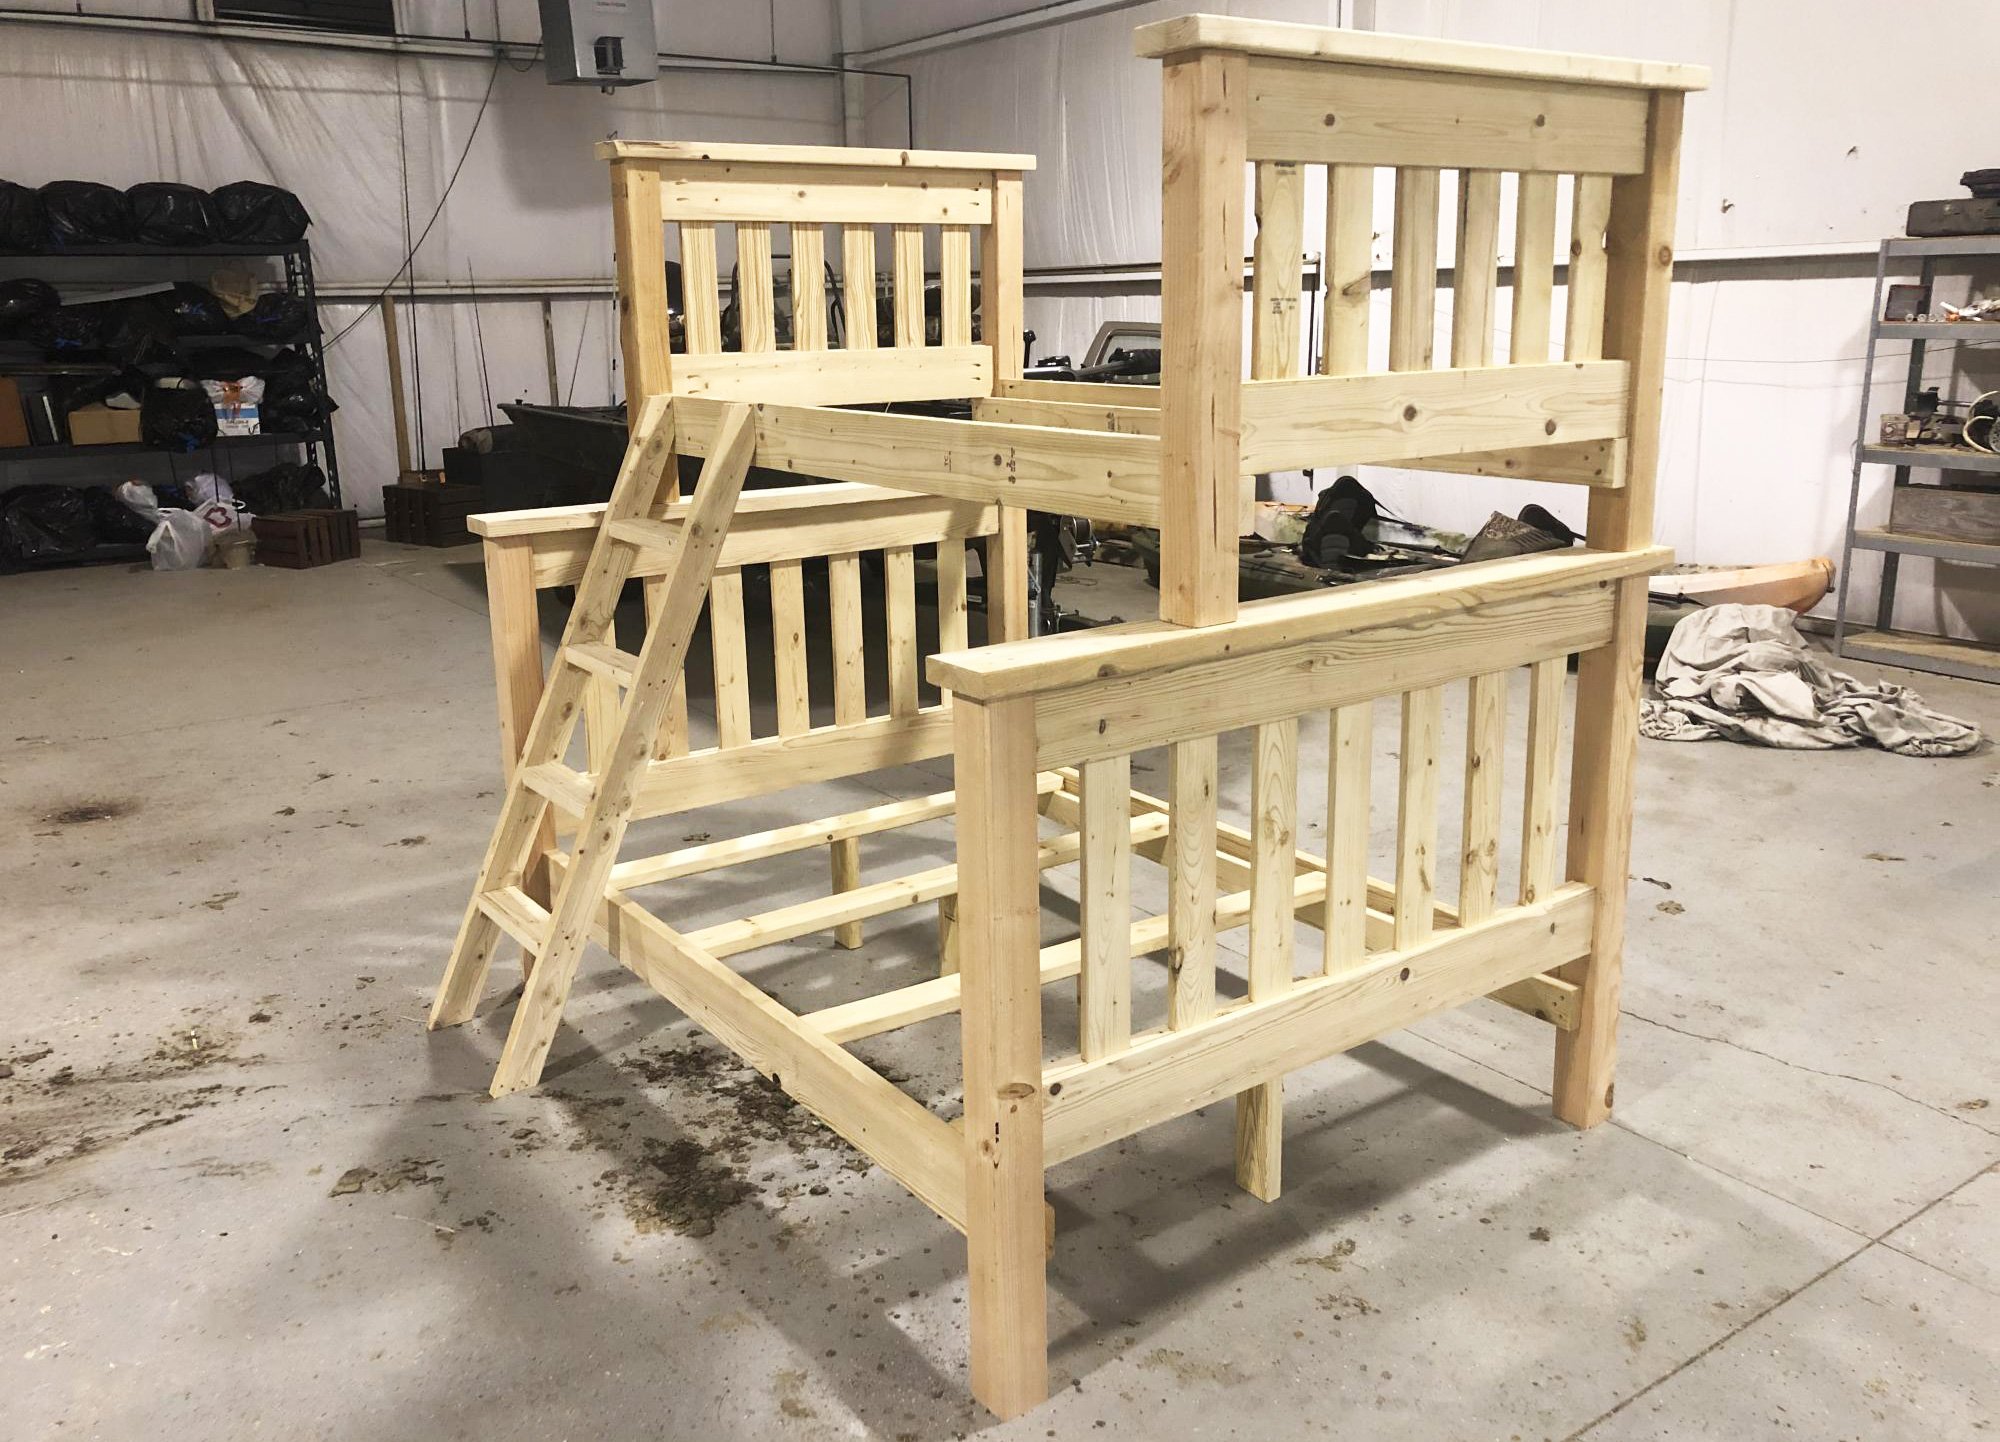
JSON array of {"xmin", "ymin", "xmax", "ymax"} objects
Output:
[{"xmin": 600, "ymin": 141, "xmax": 1035, "ymax": 409}]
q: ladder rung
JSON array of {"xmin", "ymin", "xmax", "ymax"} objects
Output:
[
  {"xmin": 520, "ymin": 761, "xmax": 593, "ymax": 818},
  {"xmin": 565, "ymin": 640, "xmax": 639, "ymax": 687},
  {"xmin": 476, "ymin": 884, "xmax": 552, "ymax": 952},
  {"xmin": 607, "ymin": 516, "xmax": 683, "ymax": 557}
]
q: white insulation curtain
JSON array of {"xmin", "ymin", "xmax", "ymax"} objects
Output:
[{"xmin": 0, "ymin": 16, "xmax": 843, "ymax": 515}]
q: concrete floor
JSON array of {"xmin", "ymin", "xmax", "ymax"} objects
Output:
[{"xmin": 3, "ymin": 539, "xmax": 1996, "ymax": 1441}]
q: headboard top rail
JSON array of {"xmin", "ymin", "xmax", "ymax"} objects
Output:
[
  {"xmin": 1133, "ymin": 14, "xmax": 1709, "ymax": 92},
  {"xmin": 596, "ymin": 140, "xmax": 1037, "ymax": 172}
]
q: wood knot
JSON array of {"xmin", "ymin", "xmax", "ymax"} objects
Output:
[
  {"xmin": 1656, "ymin": 244, "xmax": 1674, "ymax": 267},
  {"xmin": 1402, "ymin": 404, "xmax": 1418, "ymax": 422},
  {"xmin": 1545, "ymin": 419, "xmax": 1558, "ymax": 435},
  {"xmin": 1322, "ymin": 113, "xmax": 1338, "ymax": 127},
  {"xmin": 1398, "ymin": 967, "xmax": 1412, "ymax": 981},
  {"xmin": 998, "ymin": 1081, "xmax": 1035, "ymax": 1101},
  {"xmin": 1533, "ymin": 113, "xmax": 1547, "ymax": 127}
]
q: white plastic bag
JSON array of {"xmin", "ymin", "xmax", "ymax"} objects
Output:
[
  {"xmin": 116, "ymin": 480, "xmax": 162, "ymax": 523},
  {"xmin": 146, "ymin": 508, "xmax": 212, "ymax": 570}
]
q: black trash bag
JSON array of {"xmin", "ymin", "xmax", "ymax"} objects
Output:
[
  {"xmin": 0, "ymin": 180, "xmax": 44, "ymax": 250},
  {"xmin": 231, "ymin": 291, "xmax": 310, "ymax": 341},
  {"xmin": 126, "ymin": 182, "xmax": 219, "ymax": 246},
  {"xmin": 262, "ymin": 364, "xmax": 335, "ymax": 433},
  {"xmin": 230, "ymin": 460, "xmax": 329, "ymax": 515},
  {"xmin": 141, "ymin": 379, "xmax": 217, "ymax": 452},
  {"xmin": 165, "ymin": 282, "xmax": 229, "ymax": 335},
  {"xmin": 1299, "ymin": 474, "xmax": 1382, "ymax": 567},
  {"xmin": 80, "ymin": 483, "xmax": 154, "ymax": 547},
  {"xmin": 186, "ymin": 344, "xmax": 272, "ymax": 381},
  {"xmin": 99, "ymin": 297, "xmax": 178, "ymax": 367},
  {"xmin": 0, "ymin": 277, "xmax": 60, "ymax": 329},
  {"xmin": 39, "ymin": 181, "xmax": 136, "ymax": 247},
  {"xmin": 0, "ymin": 484, "xmax": 97, "ymax": 566},
  {"xmin": 28, "ymin": 305, "xmax": 105, "ymax": 354},
  {"xmin": 211, "ymin": 181, "xmax": 310, "ymax": 243},
  {"xmin": 54, "ymin": 365, "xmax": 150, "ymax": 414}
]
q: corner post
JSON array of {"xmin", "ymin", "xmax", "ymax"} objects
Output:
[
  {"xmin": 1159, "ymin": 47, "xmax": 1247, "ymax": 628},
  {"xmin": 483, "ymin": 532, "xmax": 550, "ymax": 972},
  {"xmin": 1556, "ymin": 90, "xmax": 1685, "ymax": 1128},
  {"xmin": 955, "ymin": 693, "xmax": 1048, "ymax": 1417},
  {"xmin": 983, "ymin": 171, "xmax": 1033, "ymax": 641}
]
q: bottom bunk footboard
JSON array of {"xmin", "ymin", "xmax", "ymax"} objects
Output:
[{"xmin": 930, "ymin": 543, "xmax": 1665, "ymax": 1415}]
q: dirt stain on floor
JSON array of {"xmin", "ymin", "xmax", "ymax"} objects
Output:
[
  {"xmin": 553, "ymin": 1039, "xmax": 886, "ymax": 1240},
  {"xmin": 35, "ymin": 797, "xmax": 136, "ymax": 829},
  {"xmin": 1, "ymin": 1020, "xmax": 257, "ymax": 1184}
]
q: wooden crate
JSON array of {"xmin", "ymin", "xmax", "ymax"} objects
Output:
[
  {"xmin": 383, "ymin": 481, "xmax": 483, "ymax": 546},
  {"xmin": 252, "ymin": 508, "xmax": 359, "ymax": 569}
]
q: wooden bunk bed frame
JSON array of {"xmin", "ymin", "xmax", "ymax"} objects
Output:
[{"xmin": 430, "ymin": 15, "xmax": 1705, "ymax": 1419}]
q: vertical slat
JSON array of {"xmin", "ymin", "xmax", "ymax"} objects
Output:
[
  {"xmin": 1321, "ymin": 163, "xmax": 1374, "ymax": 376},
  {"xmin": 1565, "ymin": 173, "xmax": 1613, "ymax": 361},
  {"xmin": 1235, "ymin": 716, "xmax": 1297, "ymax": 1203},
  {"xmin": 1511, "ymin": 170, "xmax": 1558, "ymax": 363},
  {"xmin": 1167, "ymin": 734, "xmax": 1219, "ymax": 1029},
  {"xmin": 956, "ymin": 694, "xmax": 1050, "ymax": 1420},
  {"xmin": 679, "ymin": 220, "xmax": 724, "ymax": 354},
  {"xmin": 1458, "ymin": 671, "xmax": 1506, "ymax": 926},
  {"xmin": 1077, "ymin": 754, "xmax": 1132, "ymax": 1063},
  {"xmin": 1520, "ymin": 656, "xmax": 1565, "ymax": 905},
  {"xmin": 936, "ymin": 539, "xmax": 970, "ymax": 701},
  {"xmin": 828, "ymin": 549, "xmax": 866, "ymax": 949},
  {"xmin": 708, "ymin": 567, "xmax": 752, "ymax": 748},
  {"xmin": 1323, "ymin": 701, "xmax": 1372, "ymax": 973},
  {"xmin": 940, "ymin": 224, "xmax": 973, "ymax": 346},
  {"xmin": 1558, "ymin": 93, "xmax": 1686, "ymax": 1130},
  {"xmin": 770, "ymin": 557, "xmax": 810, "ymax": 737},
  {"xmin": 791, "ymin": 222, "xmax": 827, "ymax": 351},
  {"xmin": 1251, "ymin": 161, "xmax": 1305, "ymax": 380},
  {"xmin": 1389, "ymin": 167, "xmax": 1439, "ymax": 372},
  {"xmin": 736, "ymin": 220, "xmax": 776, "ymax": 353},
  {"xmin": 828, "ymin": 553, "xmax": 867, "ymax": 724},
  {"xmin": 885, "ymin": 544, "xmax": 920, "ymax": 717},
  {"xmin": 1451, "ymin": 169, "xmax": 1502, "ymax": 368},
  {"xmin": 841, "ymin": 225, "xmax": 877, "ymax": 349},
  {"xmin": 1160, "ymin": 50, "xmax": 1249, "ymax": 629},
  {"xmin": 892, "ymin": 223, "xmax": 925, "ymax": 348},
  {"xmin": 1394, "ymin": 686, "xmax": 1444, "ymax": 951}
]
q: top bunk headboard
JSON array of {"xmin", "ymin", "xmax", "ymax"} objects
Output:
[
  {"xmin": 1131, "ymin": 15, "xmax": 1707, "ymax": 625},
  {"xmin": 596, "ymin": 141, "xmax": 1037, "ymax": 411}
]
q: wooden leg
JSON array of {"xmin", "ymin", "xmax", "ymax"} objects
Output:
[
  {"xmin": 1234, "ymin": 1080, "xmax": 1282, "ymax": 1202},
  {"xmin": 937, "ymin": 893, "xmax": 959, "ymax": 976},
  {"xmin": 1234, "ymin": 716, "xmax": 1296, "ymax": 1202},
  {"xmin": 987, "ymin": 506, "xmax": 1032, "ymax": 642},
  {"xmin": 483, "ymin": 535, "xmax": 547, "ymax": 986},
  {"xmin": 1554, "ymin": 575, "xmax": 1645, "ymax": 1127},
  {"xmin": 955, "ymin": 695, "xmax": 1048, "ymax": 1419},
  {"xmin": 831, "ymin": 838, "xmax": 863, "ymax": 950}
]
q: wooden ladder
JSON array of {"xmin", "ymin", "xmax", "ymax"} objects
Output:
[{"xmin": 428, "ymin": 397, "xmax": 756, "ymax": 1097}]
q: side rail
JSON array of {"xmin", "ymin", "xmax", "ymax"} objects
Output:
[{"xmin": 932, "ymin": 542, "xmax": 1663, "ymax": 1410}]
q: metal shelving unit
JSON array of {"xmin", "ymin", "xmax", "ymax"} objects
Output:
[
  {"xmin": 0, "ymin": 239, "xmax": 340, "ymax": 503},
  {"xmin": 1834, "ymin": 235, "xmax": 2000, "ymax": 683}
]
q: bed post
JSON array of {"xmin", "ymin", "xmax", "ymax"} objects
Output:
[
  {"xmin": 1555, "ymin": 89, "xmax": 1685, "ymax": 1129},
  {"xmin": 609, "ymin": 154, "xmax": 690, "ymax": 755},
  {"xmin": 955, "ymin": 693, "xmax": 1047, "ymax": 1418},
  {"xmin": 984, "ymin": 170, "xmax": 1032, "ymax": 641},
  {"xmin": 1158, "ymin": 46, "xmax": 1247, "ymax": 630}
]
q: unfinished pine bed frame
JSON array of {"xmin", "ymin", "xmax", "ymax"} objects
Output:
[{"xmin": 430, "ymin": 15, "xmax": 1705, "ymax": 1418}]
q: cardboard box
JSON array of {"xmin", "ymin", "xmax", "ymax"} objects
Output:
[
  {"xmin": 68, "ymin": 404, "xmax": 143, "ymax": 446},
  {"xmin": 215, "ymin": 402, "xmax": 261, "ymax": 438},
  {"xmin": 0, "ymin": 378, "xmax": 29, "ymax": 449}
]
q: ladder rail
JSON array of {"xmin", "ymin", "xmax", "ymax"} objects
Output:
[{"xmin": 486, "ymin": 403, "xmax": 756, "ymax": 1096}]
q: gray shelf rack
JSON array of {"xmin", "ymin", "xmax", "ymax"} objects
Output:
[{"xmin": 1834, "ymin": 235, "xmax": 2000, "ymax": 683}]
